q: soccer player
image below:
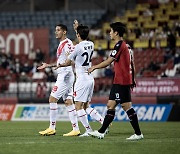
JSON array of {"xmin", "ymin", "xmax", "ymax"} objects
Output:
[
  {"xmin": 37, "ymin": 24, "xmax": 80, "ymax": 137},
  {"xmin": 88, "ymin": 22, "xmax": 144, "ymax": 140},
  {"xmin": 54, "ymin": 20, "xmax": 103, "ymax": 137}
]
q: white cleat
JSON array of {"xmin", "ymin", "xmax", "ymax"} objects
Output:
[
  {"xmin": 88, "ymin": 130, "xmax": 104, "ymax": 139},
  {"xmin": 79, "ymin": 131, "xmax": 90, "ymax": 137},
  {"xmin": 126, "ymin": 134, "xmax": 144, "ymax": 140}
]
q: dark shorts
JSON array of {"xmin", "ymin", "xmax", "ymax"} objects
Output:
[{"xmin": 109, "ymin": 84, "xmax": 131, "ymax": 104}]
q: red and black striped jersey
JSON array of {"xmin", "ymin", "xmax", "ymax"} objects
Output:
[{"xmin": 110, "ymin": 40, "xmax": 133, "ymax": 85}]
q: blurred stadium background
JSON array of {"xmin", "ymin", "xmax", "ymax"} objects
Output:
[{"xmin": 0, "ymin": 0, "xmax": 180, "ymax": 122}]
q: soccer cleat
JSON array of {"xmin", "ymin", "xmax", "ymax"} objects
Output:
[
  {"xmin": 126, "ymin": 134, "xmax": 144, "ymax": 140},
  {"xmin": 63, "ymin": 130, "xmax": 81, "ymax": 136},
  {"xmin": 39, "ymin": 128, "xmax": 56, "ymax": 136},
  {"xmin": 104, "ymin": 128, "xmax": 109, "ymax": 135},
  {"xmin": 88, "ymin": 130, "xmax": 104, "ymax": 139},
  {"xmin": 79, "ymin": 131, "xmax": 91, "ymax": 137}
]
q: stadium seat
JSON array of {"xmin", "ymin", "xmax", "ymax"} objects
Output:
[
  {"xmin": 134, "ymin": 39, "xmax": 149, "ymax": 48},
  {"xmin": 8, "ymin": 83, "xmax": 17, "ymax": 93},
  {"xmin": 94, "ymin": 40, "xmax": 108, "ymax": 50}
]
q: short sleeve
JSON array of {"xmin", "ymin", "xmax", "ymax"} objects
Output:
[
  {"xmin": 68, "ymin": 45, "xmax": 78, "ymax": 61},
  {"xmin": 110, "ymin": 41, "xmax": 122, "ymax": 59},
  {"xmin": 65, "ymin": 43, "xmax": 74, "ymax": 54}
]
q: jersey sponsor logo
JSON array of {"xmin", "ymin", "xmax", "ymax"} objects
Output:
[
  {"xmin": 111, "ymin": 50, "xmax": 117, "ymax": 56},
  {"xmin": 89, "ymin": 104, "xmax": 172, "ymax": 121}
]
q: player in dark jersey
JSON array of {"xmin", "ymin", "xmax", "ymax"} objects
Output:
[{"xmin": 88, "ymin": 22, "xmax": 143, "ymax": 140}]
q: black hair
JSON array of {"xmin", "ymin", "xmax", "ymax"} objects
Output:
[
  {"xmin": 56, "ymin": 24, "xmax": 68, "ymax": 32},
  {"xmin": 77, "ymin": 25, "xmax": 89, "ymax": 40},
  {"xmin": 110, "ymin": 22, "xmax": 126, "ymax": 37}
]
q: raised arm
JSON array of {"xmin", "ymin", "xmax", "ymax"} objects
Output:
[{"xmin": 73, "ymin": 20, "xmax": 79, "ymax": 33}]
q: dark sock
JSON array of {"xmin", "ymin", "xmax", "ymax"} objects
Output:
[
  {"xmin": 98, "ymin": 109, "xmax": 115, "ymax": 133},
  {"xmin": 126, "ymin": 108, "xmax": 141, "ymax": 135}
]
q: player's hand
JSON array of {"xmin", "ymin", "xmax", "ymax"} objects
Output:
[
  {"xmin": 88, "ymin": 66, "xmax": 96, "ymax": 74},
  {"xmin": 37, "ymin": 62, "xmax": 48, "ymax": 70},
  {"xmin": 73, "ymin": 20, "xmax": 79, "ymax": 31},
  {"xmin": 130, "ymin": 80, "xmax": 136, "ymax": 90}
]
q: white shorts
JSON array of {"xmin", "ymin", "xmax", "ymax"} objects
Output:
[
  {"xmin": 74, "ymin": 78, "xmax": 94, "ymax": 103},
  {"xmin": 50, "ymin": 71, "xmax": 74, "ymax": 101}
]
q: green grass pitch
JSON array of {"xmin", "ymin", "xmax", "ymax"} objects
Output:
[{"xmin": 0, "ymin": 121, "xmax": 180, "ymax": 154}]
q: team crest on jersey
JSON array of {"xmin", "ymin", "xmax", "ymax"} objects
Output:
[{"xmin": 111, "ymin": 50, "xmax": 117, "ymax": 56}]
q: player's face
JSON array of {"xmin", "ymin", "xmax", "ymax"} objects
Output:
[
  {"xmin": 109, "ymin": 28, "xmax": 115, "ymax": 40},
  {"xmin": 55, "ymin": 26, "xmax": 65, "ymax": 39}
]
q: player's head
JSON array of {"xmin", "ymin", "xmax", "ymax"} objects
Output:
[
  {"xmin": 76, "ymin": 25, "xmax": 89, "ymax": 40},
  {"xmin": 55, "ymin": 24, "xmax": 68, "ymax": 40},
  {"xmin": 109, "ymin": 22, "xmax": 126, "ymax": 39}
]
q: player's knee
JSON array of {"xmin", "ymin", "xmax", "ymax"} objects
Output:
[
  {"xmin": 121, "ymin": 102, "xmax": 132, "ymax": 111},
  {"xmin": 75, "ymin": 102, "xmax": 83, "ymax": 110},
  {"xmin": 49, "ymin": 96, "xmax": 58, "ymax": 103},
  {"xmin": 64, "ymin": 99, "xmax": 73, "ymax": 106},
  {"xmin": 83, "ymin": 102, "xmax": 89, "ymax": 110},
  {"xmin": 107, "ymin": 100, "xmax": 116, "ymax": 110}
]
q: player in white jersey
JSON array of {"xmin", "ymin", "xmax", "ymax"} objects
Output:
[
  {"xmin": 37, "ymin": 24, "xmax": 80, "ymax": 136},
  {"xmin": 54, "ymin": 20, "xmax": 105, "ymax": 137}
]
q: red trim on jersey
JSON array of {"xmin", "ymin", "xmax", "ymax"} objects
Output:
[{"xmin": 57, "ymin": 40, "xmax": 68, "ymax": 57}]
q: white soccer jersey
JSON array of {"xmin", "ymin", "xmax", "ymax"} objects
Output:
[
  {"xmin": 68, "ymin": 40, "xmax": 94, "ymax": 78},
  {"xmin": 50, "ymin": 38, "xmax": 75, "ymax": 100},
  {"xmin": 68, "ymin": 40, "xmax": 94, "ymax": 102},
  {"xmin": 56, "ymin": 38, "xmax": 74, "ymax": 74}
]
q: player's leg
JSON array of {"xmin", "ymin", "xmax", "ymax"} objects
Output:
[
  {"xmin": 122, "ymin": 102, "xmax": 143, "ymax": 140},
  {"xmin": 63, "ymin": 72, "xmax": 80, "ymax": 136},
  {"xmin": 88, "ymin": 100, "xmax": 116, "ymax": 139},
  {"xmin": 49, "ymin": 96, "xmax": 58, "ymax": 130},
  {"xmin": 39, "ymin": 74, "xmax": 69, "ymax": 136},
  {"xmin": 84, "ymin": 103, "xmax": 104, "ymax": 124},
  {"xmin": 84, "ymin": 79, "xmax": 104, "ymax": 124},
  {"xmin": 120, "ymin": 85, "xmax": 143, "ymax": 140},
  {"xmin": 76, "ymin": 101, "xmax": 92, "ymax": 137},
  {"xmin": 98, "ymin": 100, "xmax": 116, "ymax": 133},
  {"xmin": 88, "ymin": 84, "xmax": 117, "ymax": 139},
  {"xmin": 74, "ymin": 79, "xmax": 93, "ymax": 137},
  {"xmin": 39, "ymin": 95, "xmax": 58, "ymax": 136},
  {"xmin": 63, "ymin": 98, "xmax": 80, "ymax": 136}
]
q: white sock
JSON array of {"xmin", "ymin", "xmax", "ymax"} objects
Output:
[
  {"xmin": 77, "ymin": 109, "xmax": 92, "ymax": 132},
  {"xmin": 86, "ymin": 107, "xmax": 104, "ymax": 124},
  {"xmin": 66, "ymin": 104, "xmax": 79, "ymax": 131},
  {"xmin": 49, "ymin": 103, "xmax": 58, "ymax": 130}
]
